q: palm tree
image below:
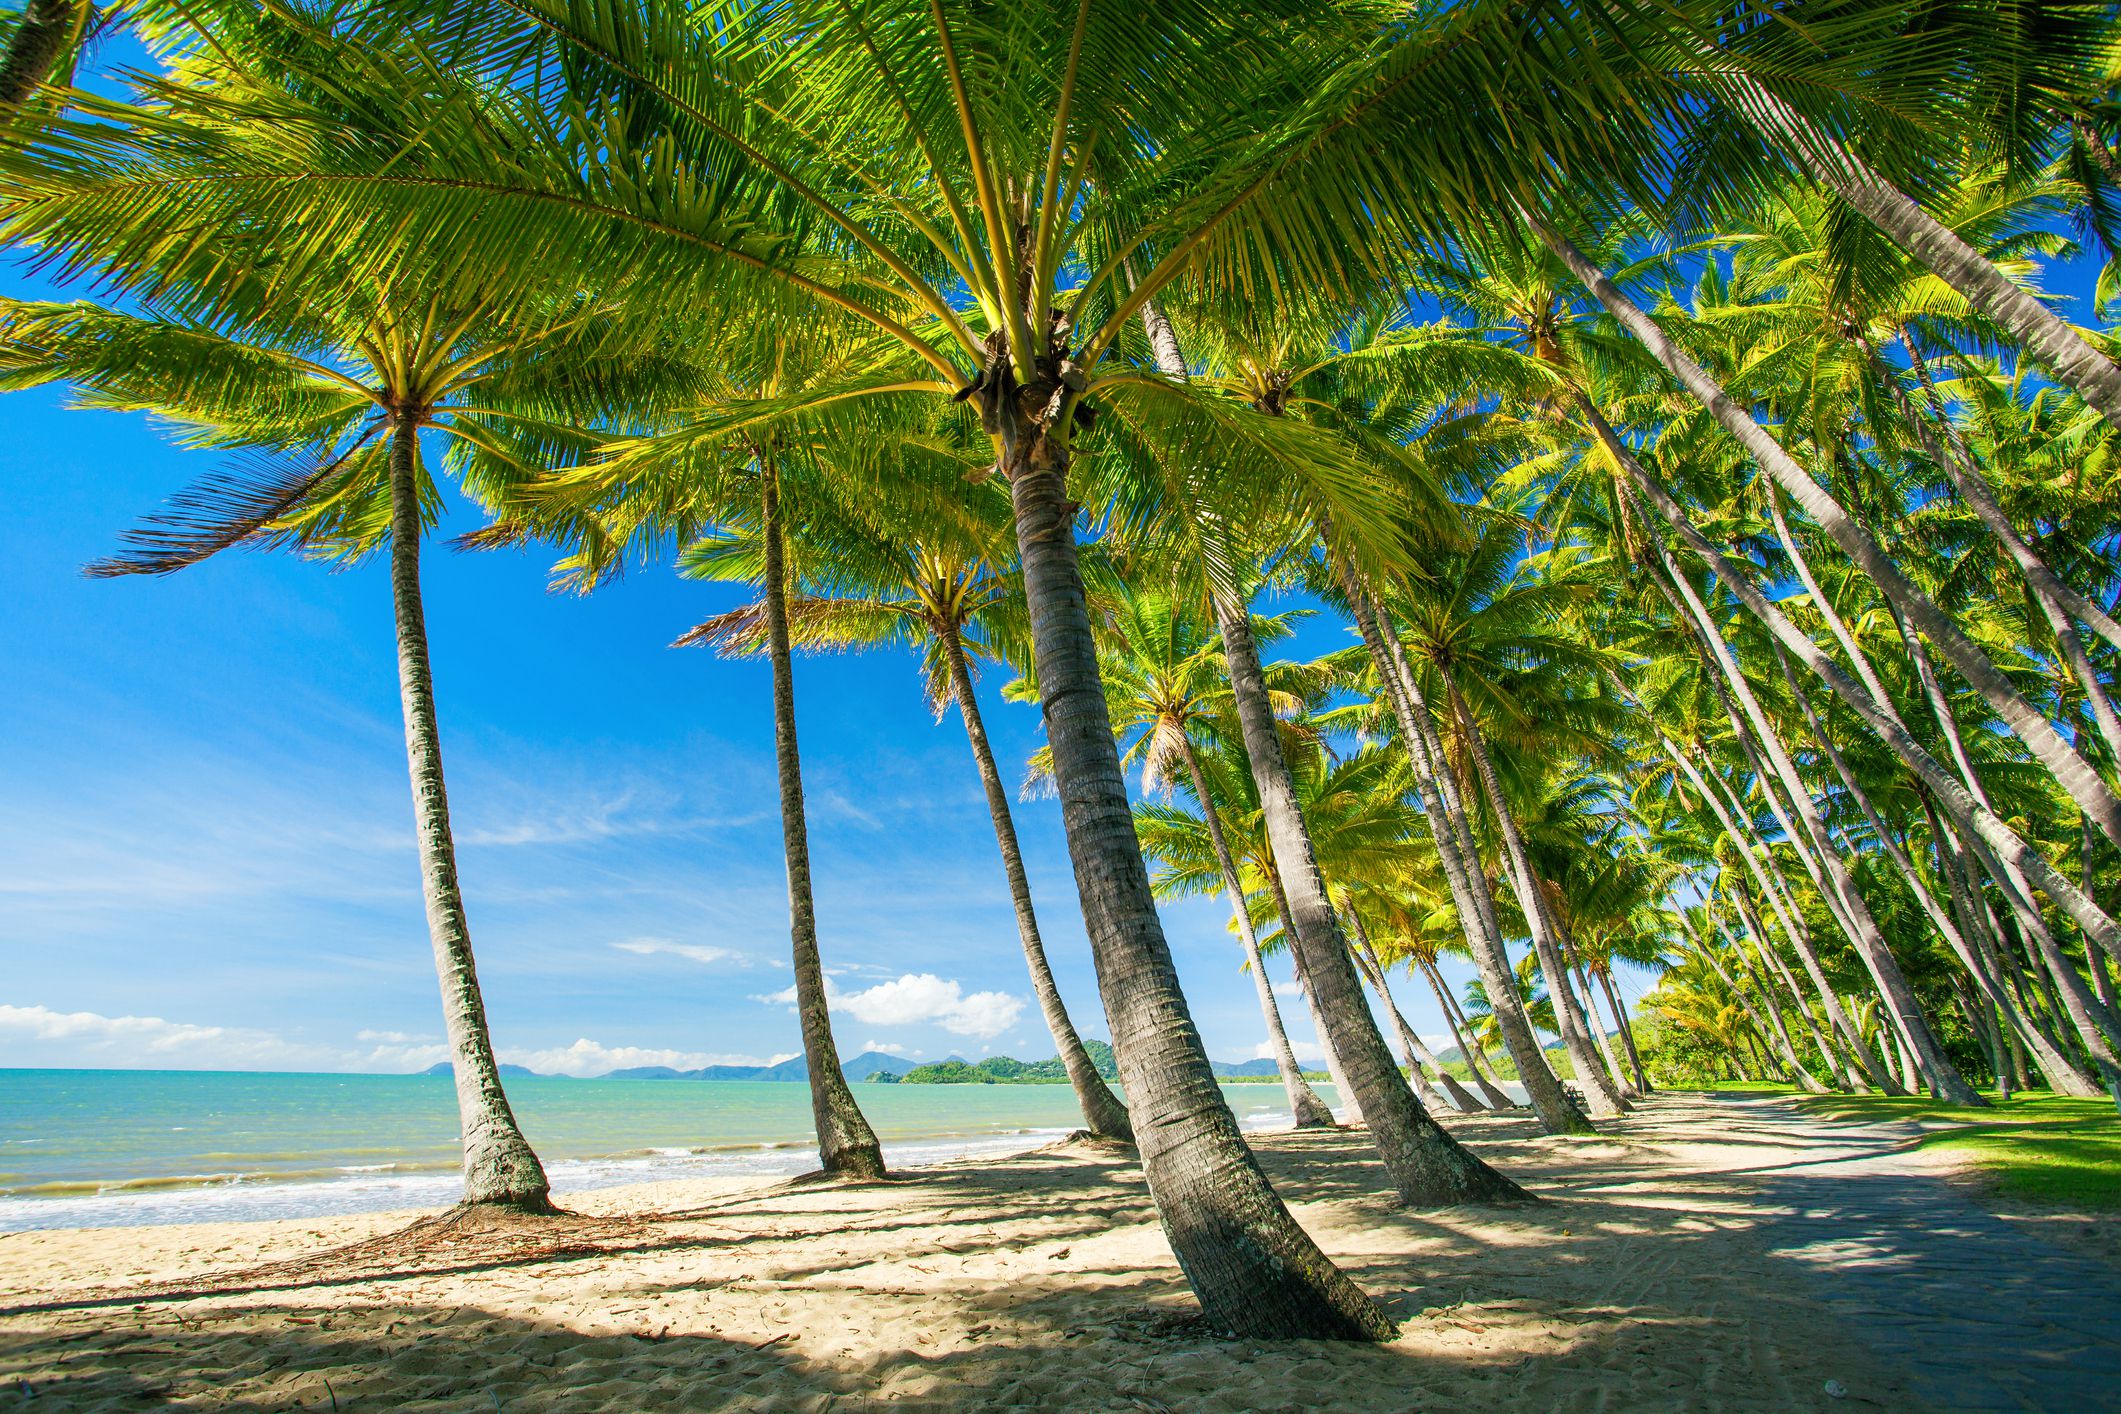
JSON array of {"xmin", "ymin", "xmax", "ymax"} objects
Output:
[
  {"xmin": 0, "ymin": 271, "xmax": 640, "ymax": 1208},
  {"xmin": 1081, "ymin": 587, "xmax": 1333, "ymax": 1129},
  {"xmin": 674, "ymin": 478, "xmax": 1132, "ymax": 1143}
]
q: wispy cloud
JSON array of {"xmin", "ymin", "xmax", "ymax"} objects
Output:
[
  {"xmin": 503, "ymin": 1038, "xmax": 778, "ymax": 1077},
  {"xmin": 611, "ymin": 938, "xmax": 778, "ymax": 969}
]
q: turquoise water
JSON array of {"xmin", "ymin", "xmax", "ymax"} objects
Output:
[{"xmin": 0, "ymin": 1069, "xmax": 1327, "ymax": 1230}]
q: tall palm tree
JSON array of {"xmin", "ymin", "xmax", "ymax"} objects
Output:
[
  {"xmin": 0, "ymin": 269, "xmax": 648, "ymax": 1207},
  {"xmin": 674, "ymin": 478, "xmax": 1132, "ymax": 1143}
]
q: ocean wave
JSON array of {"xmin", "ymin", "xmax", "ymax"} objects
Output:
[{"xmin": 0, "ymin": 1127, "xmax": 1078, "ymax": 1232}]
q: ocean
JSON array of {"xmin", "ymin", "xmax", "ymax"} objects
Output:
[{"xmin": 0, "ymin": 1069, "xmax": 1329, "ymax": 1231}]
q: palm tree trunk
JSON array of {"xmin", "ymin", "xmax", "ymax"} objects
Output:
[
  {"xmin": 1783, "ymin": 649, "xmax": 2107, "ymax": 1096},
  {"xmin": 1423, "ymin": 961, "xmax": 1517, "ymax": 1108},
  {"xmin": 1322, "ymin": 539, "xmax": 1560, "ymax": 1124},
  {"xmin": 1262, "ymin": 866, "xmax": 1364, "ymax": 1127},
  {"xmin": 1659, "ymin": 732, "xmax": 1878, "ymax": 1089},
  {"xmin": 1215, "ymin": 594, "xmax": 1528, "ymax": 1204},
  {"xmin": 1572, "ymin": 959, "xmax": 1636, "ymax": 1098},
  {"xmin": 1721, "ymin": 899, "xmax": 1842, "ymax": 1090},
  {"xmin": 1604, "ymin": 397, "xmax": 2121, "ymax": 1071},
  {"xmin": 2084, "ymin": 817, "xmax": 2121, "ymax": 1016},
  {"xmin": 1443, "ymin": 677, "xmax": 1630, "ymax": 1117},
  {"xmin": 1598, "ymin": 969, "xmax": 1653, "ymax": 1093},
  {"xmin": 999, "ymin": 411, "xmax": 1392, "ymax": 1339},
  {"xmin": 1648, "ymin": 533, "xmax": 1981, "ymax": 1104},
  {"xmin": 0, "ymin": 0, "xmax": 73, "ymax": 105},
  {"xmin": 1679, "ymin": 903, "xmax": 1824, "ymax": 1090},
  {"xmin": 386, "ymin": 417, "xmax": 550, "ymax": 1211},
  {"xmin": 1176, "ymin": 741, "xmax": 1335, "ymax": 1128},
  {"xmin": 1716, "ymin": 73, "xmax": 2121, "ymax": 431},
  {"xmin": 1343, "ymin": 903, "xmax": 1483, "ymax": 1113},
  {"xmin": 761, "ymin": 465, "xmax": 887, "ymax": 1179},
  {"xmin": 1536, "ymin": 215, "xmax": 2121, "ymax": 845},
  {"xmin": 937, "ymin": 622, "xmax": 1131, "ymax": 1143}
]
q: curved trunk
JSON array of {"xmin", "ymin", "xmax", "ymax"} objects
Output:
[
  {"xmin": 1178, "ymin": 741, "xmax": 1334, "ymax": 1128},
  {"xmin": 1598, "ymin": 969, "xmax": 1652, "ymax": 1093},
  {"xmin": 1263, "ymin": 867, "xmax": 1363, "ymax": 1128},
  {"xmin": 386, "ymin": 418, "xmax": 550, "ymax": 1210},
  {"xmin": 1215, "ymin": 595, "xmax": 1527, "ymax": 1203},
  {"xmin": 1423, "ymin": 961, "xmax": 1515, "ymax": 1108},
  {"xmin": 1649, "ymin": 524, "xmax": 1981, "ymax": 1104},
  {"xmin": 1537, "ymin": 216, "xmax": 2121, "ymax": 846},
  {"xmin": 1001, "ymin": 415, "xmax": 1391, "ymax": 1339},
  {"xmin": 1679, "ymin": 902, "xmax": 1821, "ymax": 1089},
  {"xmin": 1573, "ymin": 960, "xmax": 1636, "ymax": 1098},
  {"xmin": 0, "ymin": 0, "xmax": 73, "ymax": 105},
  {"xmin": 1349, "ymin": 574, "xmax": 1573, "ymax": 1127},
  {"xmin": 762, "ymin": 468, "xmax": 887, "ymax": 1178},
  {"xmin": 1323, "ymin": 539, "xmax": 1534, "ymax": 1120},
  {"xmin": 1784, "ymin": 650, "xmax": 2106, "ymax": 1097},
  {"xmin": 1347, "ymin": 920, "xmax": 1482, "ymax": 1113},
  {"xmin": 1606, "ymin": 393, "xmax": 2121, "ymax": 1094},
  {"xmin": 938, "ymin": 622, "xmax": 1131, "ymax": 1143},
  {"xmin": 1719, "ymin": 73, "xmax": 2121, "ymax": 432},
  {"xmin": 1445, "ymin": 677, "xmax": 1629, "ymax": 1117},
  {"xmin": 1659, "ymin": 731, "xmax": 1876, "ymax": 1089}
]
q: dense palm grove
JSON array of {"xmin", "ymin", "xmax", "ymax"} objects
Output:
[{"xmin": 4, "ymin": 0, "xmax": 2120, "ymax": 1341}]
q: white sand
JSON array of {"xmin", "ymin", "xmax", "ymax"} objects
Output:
[{"xmin": 0, "ymin": 1094, "xmax": 1916, "ymax": 1410}]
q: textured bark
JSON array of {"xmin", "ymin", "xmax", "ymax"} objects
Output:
[
  {"xmin": 1000, "ymin": 412, "xmax": 1392, "ymax": 1339},
  {"xmin": 386, "ymin": 419, "xmax": 551, "ymax": 1210},
  {"xmin": 1178, "ymin": 740, "xmax": 1335, "ymax": 1129},
  {"xmin": 0, "ymin": 0, "xmax": 72, "ymax": 105},
  {"xmin": 1446, "ymin": 678, "xmax": 1629, "ymax": 1117},
  {"xmin": 762, "ymin": 468, "xmax": 887, "ymax": 1179},
  {"xmin": 1723, "ymin": 73, "xmax": 2121, "ymax": 432},
  {"xmin": 1263, "ymin": 866, "xmax": 1364, "ymax": 1128},
  {"xmin": 1785, "ymin": 650, "xmax": 2106, "ymax": 1097},
  {"xmin": 1538, "ymin": 217, "xmax": 2121, "ymax": 845},
  {"xmin": 939, "ymin": 623, "xmax": 1132, "ymax": 1143},
  {"xmin": 1216, "ymin": 595, "xmax": 1528, "ymax": 1204}
]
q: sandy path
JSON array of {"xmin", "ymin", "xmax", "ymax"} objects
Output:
[{"xmin": 0, "ymin": 1094, "xmax": 1971, "ymax": 1410}]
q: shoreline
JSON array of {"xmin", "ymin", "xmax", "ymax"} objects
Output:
[{"xmin": 0, "ymin": 1095, "xmax": 1960, "ymax": 1410}]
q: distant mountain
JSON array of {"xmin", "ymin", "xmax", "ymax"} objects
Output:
[
  {"xmin": 423, "ymin": 1061, "xmax": 544, "ymax": 1078},
  {"xmin": 1209, "ymin": 1057, "xmax": 1280, "ymax": 1078},
  {"xmin": 598, "ymin": 1050, "xmax": 917, "ymax": 1082}
]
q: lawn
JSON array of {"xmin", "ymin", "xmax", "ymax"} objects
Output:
[{"xmin": 1791, "ymin": 1090, "xmax": 2121, "ymax": 1209}]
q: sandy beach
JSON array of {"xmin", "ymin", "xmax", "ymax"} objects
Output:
[{"xmin": 1, "ymin": 1091, "xmax": 2018, "ymax": 1410}]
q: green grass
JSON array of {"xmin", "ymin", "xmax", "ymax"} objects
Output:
[{"xmin": 1788, "ymin": 1090, "xmax": 2121, "ymax": 1210}]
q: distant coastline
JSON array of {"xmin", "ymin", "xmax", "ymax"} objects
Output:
[{"xmin": 415, "ymin": 1041, "xmax": 1312, "ymax": 1084}]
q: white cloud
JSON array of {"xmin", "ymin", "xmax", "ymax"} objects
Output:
[
  {"xmin": 862, "ymin": 1039, "xmax": 920, "ymax": 1057},
  {"xmin": 1272, "ymin": 981, "xmax": 1305, "ymax": 999},
  {"xmin": 1250, "ymin": 1038, "xmax": 1328, "ymax": 1065},
  {"xmin": 757, "ymin": 973, "xmax": 1024, "ymax": 1039},
  {"xmin": 611, "ymin": 938, "xmax": 775, "ymax": 968},
  {"xmin": 356, "ymin": 1028, "xmax": 433, "ymax": 1045},
  {"xmin": 501, "ymin": 1038, "xmax": 775, "ymax": 1078},
  {"xmin": 835, "ymin": 974, "xmax": 1024, "ymax": 1039}
]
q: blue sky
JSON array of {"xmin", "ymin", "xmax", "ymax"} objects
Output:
[{"xmin": 0, "ymin": 294, "xmax": 1537, "ymax": 1076}]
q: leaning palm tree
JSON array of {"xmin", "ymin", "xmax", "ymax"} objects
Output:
[{"xmin": 672, "ymin": 467, "xmax": 1132, "ymax": 1143}]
